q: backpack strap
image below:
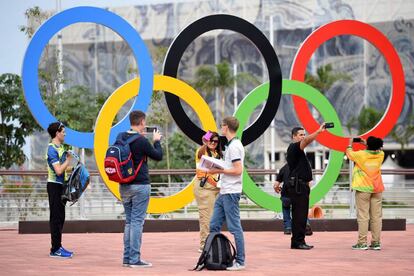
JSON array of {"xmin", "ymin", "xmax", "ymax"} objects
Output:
[
  {"xmin": 192, "ymin": 232, "xmax": 221, "ymax": 271},
  {"xmin": 222, "ymin": 234, "xmax": 236, "ymax": 264},
  {"xmin": 124, "ymin": 133, "xmax": 146, "ymax": 179},
  {"xmin": 123, "ymin": 132, "xmax": 141, "ymax": 145}
]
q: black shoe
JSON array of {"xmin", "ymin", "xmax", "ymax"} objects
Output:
[
  {"xmin": 291, "ymin": 244, "xmax": 314, "ymax": 250},
  {"xmin": 284, "ymin": 229, "xmax": 292, "ymax": 235}
]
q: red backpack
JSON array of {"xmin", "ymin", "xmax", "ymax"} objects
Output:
[{"xmin": 104, "ymin": 133, "xmax": 145, "ymax": 183}]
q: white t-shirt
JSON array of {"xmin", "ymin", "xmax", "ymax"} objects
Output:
[{"xmin": 220, "ymin": 138, "xmax": 245, "ymax": 194}]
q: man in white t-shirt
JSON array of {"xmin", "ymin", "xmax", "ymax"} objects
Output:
[{"xmin": 207, "ymin": 116, "xmax": 245, "ymax": 271}]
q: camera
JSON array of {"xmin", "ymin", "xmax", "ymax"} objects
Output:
[
  {"xmin": 144, "ymin": 126, "xmax": 158, "ymax": 133},
  {"xmin": 352, "ymin": 137, "xmax": 362, "ymax": 143},
  {"xmin": 324, "ymin": 122, "xmax": 334, "ymax": 129},
  {"xmin": 199, "ymin": 177, "xmax": 207, "ymax": 187}
]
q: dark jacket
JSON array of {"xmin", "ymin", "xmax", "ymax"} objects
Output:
[
  {"xmin": 286, "ymin": 141, "xmax": 312, "ymax": 182},
  {"xmin": 276, "ymin": 164, "xmax": 290, "ymax": 197},
  {"xmin": 121, "ymin": 131, "xmax": 163, "ymax": 185}
]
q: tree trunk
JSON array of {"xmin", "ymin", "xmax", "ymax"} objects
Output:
[{"xmin": 220, "ymin": 87, "xmax": 225, "ymax": 120}]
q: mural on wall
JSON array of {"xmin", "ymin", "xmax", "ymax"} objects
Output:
[{"xmin": 30, "ymin": 0, "xmax": 414, "ymax": 171}]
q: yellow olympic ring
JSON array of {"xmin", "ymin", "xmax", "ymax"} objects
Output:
[{"xmin": 94, "ymin": 75, "xmax": 217, "ymax": 213}]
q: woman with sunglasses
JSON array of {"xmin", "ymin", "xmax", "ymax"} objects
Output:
[{"xmin": 194, "ymin": 131, "xmax": 223, "ymax": 252}]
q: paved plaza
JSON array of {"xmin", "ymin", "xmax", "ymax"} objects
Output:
[{"xmin": 0, "ymin": 225, "xmax": 413, "ymax": 275}]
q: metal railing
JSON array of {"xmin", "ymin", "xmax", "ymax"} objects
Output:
[{"xmin": 1, "ymin": 169, "xmax": 414, "ymax": 223}]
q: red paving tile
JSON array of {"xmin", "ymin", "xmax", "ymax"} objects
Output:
[{"xmin": 1, "ymin": 226, "xmax": 414, "ymax": 275}]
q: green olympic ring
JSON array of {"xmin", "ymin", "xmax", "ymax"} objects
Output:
[{"xmin": 235, "ymin": 79, "xmax": 345, "ymax": 212}]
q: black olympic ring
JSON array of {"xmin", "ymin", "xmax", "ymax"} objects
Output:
[{"xmin": 163, "ymin": 14, "xmax": 282, "ymax": 146}]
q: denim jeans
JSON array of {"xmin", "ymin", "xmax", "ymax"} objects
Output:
[
  {"xmin": 281, "ymin": 196, "xmax": 292, "ymax": 230},
  {"xmin": 209, "ymin": 193, "xmax": 245, "ymax": 265},
  {"xmin": 120, "ymin": 184, "xmax": 150, "ymax": 264}
]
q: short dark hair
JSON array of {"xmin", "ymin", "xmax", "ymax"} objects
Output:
[
  {"xmin": 367, "ymin": 136, "xmax": 383, "ymax": 150},
  {"xmin": 129, "ymin": 110, "xmax": 146, "ymax": 126},
  {"xmin": 291, "ymin": 127, "xmax": 304, "ymax": 138},
  {"xmin": 47, "ymin": 122, "xmax": 64, "ymax": 139},
  {"xmin": 222, "ymin": 116, "xmax": 239, "ymax": 132}
]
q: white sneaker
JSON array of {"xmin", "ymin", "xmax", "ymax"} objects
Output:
[{"xmin": 226, "ymin": 262, "xmax": 245, "ymax": 271}]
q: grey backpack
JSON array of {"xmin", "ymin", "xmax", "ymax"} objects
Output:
[{"xmin": 193, "ymin": 232, "xmax": 236, "ymax": 270}]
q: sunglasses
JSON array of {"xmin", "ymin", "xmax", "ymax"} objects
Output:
[
  {"xmin": 209, "ymin": 140, "xmax": 219, "ymax": 144},
  {"xmin": 57, "ymin": 122, "xmax": 64, "ymax": 131}
]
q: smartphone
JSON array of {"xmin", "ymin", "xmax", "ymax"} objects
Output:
[
  {"xmin": 324, "ymin": 122, "xmax": 334, "ymax": 129},
  {"xmin": 352, "ymin": 137, "xmax": 362, "ymax": 143},
  {"xmin": 145, "ymin": 126, "xmax": 158, "ymax": 133}
]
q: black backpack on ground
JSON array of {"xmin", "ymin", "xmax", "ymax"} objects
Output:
[{"xmin": 193, "ymin": 232, "xmax": 236, "ymax": 271}]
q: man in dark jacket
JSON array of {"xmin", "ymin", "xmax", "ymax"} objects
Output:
[
  {"xmin": 120, "ymin": 110, "xmax": 162, "ymax": 268},
  {"xmin": 286, "ymin": 124, "xmax": 325, "ymax": 250}
]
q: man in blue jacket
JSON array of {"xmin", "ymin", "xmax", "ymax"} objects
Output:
[{"xmin": 121, "ymin": 110, "xmax": 163, "ymax": 268}]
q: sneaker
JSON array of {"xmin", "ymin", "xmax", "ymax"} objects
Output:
[
  {"xmin": 198, "ymin": 248, "xmax": 203, "ymax": 253},
  {"xmin": 129, "ymin": 260, "xmax": 152, "ymax": 268},
  {"xmin": 284, "ymin": 228, "xmax": 292, "ymax": 235},
  {"xmin": 60, "ymin": 246, "xmax": 74, "ymax": 256},
  {"xmin": 226, "ymin": 262, "xmax": 245, "ymax": 271},
  {"xmin": 369, "ymin": 242, "xmax": 381, "ymax": 250},
  {"xmin": 122, "ymin": 263, "xmax": 129, "ymax": 267},
  {"xmin": 49, "ymin": 247, "xmax": 72, "ymax": 258},
  {"xmin": 352, "ymin": 243, "xmax": 368, "ymax": 250}
]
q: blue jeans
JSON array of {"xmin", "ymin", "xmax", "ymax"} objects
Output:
[
  {"xmin": 281, "ymin": 196, "xmax": 310, "ymax": 230},
  {"xmin": 210, "ymin": 193, "xmax": 245, "ymax": 265},
  {"xmin": 281, "ymin": 196, "xmax": 292, "ymax": 230},
  {"xmin": 120, "ymin": 184, "xmax": 150, "ymax": 264}
]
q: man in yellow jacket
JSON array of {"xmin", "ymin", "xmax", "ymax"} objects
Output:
[{"xmin": 346, "ymin": 136, "xmax": 384, "ymax": 250}]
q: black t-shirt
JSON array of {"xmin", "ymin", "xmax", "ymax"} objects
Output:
[
  {"xmin": 276, "ymin": 164, "xmax": 290, "ymax": 197},
  {"xmin": 286, "ymin": 142, "xmax": 312, "ymax": 182}
]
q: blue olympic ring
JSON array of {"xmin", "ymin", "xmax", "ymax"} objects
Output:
[{"xmin": 21, "ymin": 6, "xmax": 154, "ymax": 148}]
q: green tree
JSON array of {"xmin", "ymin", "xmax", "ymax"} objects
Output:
[
  {"xmin": 148, "ymin": 131, "xmax": 198, "ymax": 183},
  {"xmin": 357, "ymin": 107, "xmax": 383, "ymax": 134},
  {"xmin": 0, "ymin": 74, "xmax": 42, "ymax": 168},
  {"xmin": 305, "ymin": 64, "xmax": 352, "ymax": 127},
  {"xmin": 305, "ymin": 64, "xmax": 352, "ymax": 95},
  {"xmin": 391, "ymin": 117, "xmax": 414, "ymax": 152},
  {"xmin": 194, "ymin": 61, "xmax": 258, "ymax": 119},
  {"xmin": 54, "ymin": 85, "xmax": 111, "ymax": 132}
]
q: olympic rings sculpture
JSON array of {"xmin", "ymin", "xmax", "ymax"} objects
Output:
[{"xmin": 22, "ymin": 7, "xmax": 405, "ymax": 213}]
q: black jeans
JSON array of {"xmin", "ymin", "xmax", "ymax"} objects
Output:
[
  {"xmin": 47, "ymin": 182, "xmax": 66, "ymax": 253},
  {"xmin": 287, "ymin": 184, "xmax": 310, "ymax": 246}
]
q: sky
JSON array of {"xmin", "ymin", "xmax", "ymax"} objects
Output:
[{"xmin": 0, "ymin": 0, "xmax": 178, "ymax": 75}]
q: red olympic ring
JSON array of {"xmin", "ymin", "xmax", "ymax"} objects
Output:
[{"xmin": 290, "ymin": 20, "xmax": 405, "ymax": 152}]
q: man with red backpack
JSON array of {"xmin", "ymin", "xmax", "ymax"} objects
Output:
[{"xmin": 118, "ymin": 110, "xmax": 162, "ymax": 268}]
